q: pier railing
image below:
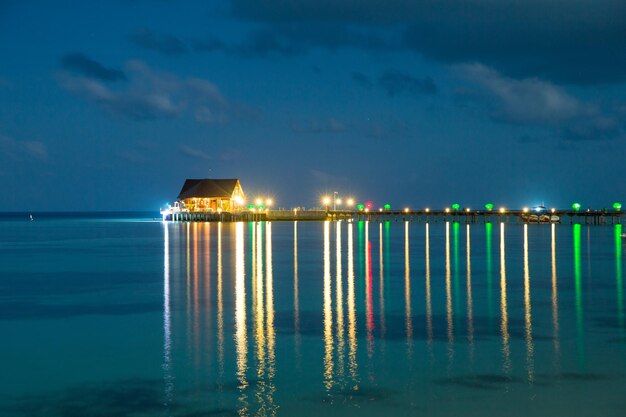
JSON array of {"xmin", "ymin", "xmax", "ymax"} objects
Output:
[{"xmin": 164, "ymin": 208, "xmax": 622, "ymax": 224}]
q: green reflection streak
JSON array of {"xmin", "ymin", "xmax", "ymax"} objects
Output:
[
  {"xmin": 486, "ymin": 222, "xmax": 493, "ymax": 320},
  {"xmin": 616, "ymin": 224, "xmax": 623, "ymax": 330},
  {"xmin": 453, "ymin": 222, "xmax": 460, "ymax": 315},
  {"xmin": 573, "ymin": 224, "xmax": 584, "ymax": 365}
]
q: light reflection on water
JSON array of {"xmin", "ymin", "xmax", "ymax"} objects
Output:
[
  {"xmin": 3, "ymin": 218, "xmax": 626, "ymax": 416},
  {"xmin": 153, "ymin": 220, "xmax": 626, "ymax": 416}
]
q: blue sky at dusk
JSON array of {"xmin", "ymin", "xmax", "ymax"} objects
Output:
[{"xmin": 1, "ymin": 0, "xmax": 625, "ymax": 211}]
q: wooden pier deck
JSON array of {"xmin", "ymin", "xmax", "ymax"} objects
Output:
[{"xmin": 165, "ymin": 209, "xmax": 622, "ymax": 224}]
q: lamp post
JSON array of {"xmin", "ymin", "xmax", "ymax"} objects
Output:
[{"xmin": 333, "ymin": 191, "xmax": 338, "ymax": 211}]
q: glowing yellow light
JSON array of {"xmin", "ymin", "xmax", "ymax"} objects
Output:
[
  {"xmin": 445, "ymin": 208, "xmax": 450, "ymax": 213},
  {"xmin": 499, "ymin": 207, "xmax": 506, "ymax": 213},
  {"xmin": 425, "ymin": 208, "xmax": 430, "ymax": 213},
  {"xmin": 322, "ymin": 196, "xmax": 331, "ymax": 206},
  {"xmin": 336, "ymin": 198, "xmax": 342, "ymax": 205},
  {"xmin": 523, "ymin": 207, "xmax": 529, "ymax": 213},
  {"xmin": 404, "ymin": 208, "xmax": 409, "ymax": 213},
  {"xmin": 364, "ymin": 208, "xmax": 370, "ymax": 213},
  {"xmin": 266, "ymin": 198, "xmax": 273, "ymax": 206},
  {"xmin": 234, "ymin": 196, "xmax": 244, "ymax": 206},
  {"xmin": 379, "ymin": 208, "xmax": 383, "ymax": 212},
  {"xmin": 346, "ymin": 198, "xmax": 354, "ymax": 207},
  {"xmin": 551, "ymin": 208, "xmax": 555, "ymax": 213},
  {"xmin": 255, "ymin": 198, "xmax": 262, "ymax": 206},
  {"xmin": 466, "ymin": 208, "xmax": 470, "ymax": 213}
]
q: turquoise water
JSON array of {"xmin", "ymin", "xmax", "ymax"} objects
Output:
[{"xmin": 1, "ymin": 215, "xmax": 625, "ymax": 416}]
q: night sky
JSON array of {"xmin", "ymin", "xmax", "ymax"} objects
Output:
[{"xmin": 1, "ymin": 1, "xmax": 625, "ymax": 211}]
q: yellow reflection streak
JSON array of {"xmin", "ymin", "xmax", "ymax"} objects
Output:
[
  {"xmin": 163, "ymin": 224, "xmax": 173, "ymax": 407},
  {"xmin": 294, "ymin": 222, "xmax": 301, "ymax": 368},
  {"xmin": 523, "ymin": 224, "xmax": 534, "ymax": 383},
  {"xmin": 323, "ymin": 221, "xmax": 334, "ymax": 391},
  {"xmin": 265, "ymin": 223, "xmax": 277, "ymax": 416},
  {"xmin": 193, "ymin": 223, "xmax": 199, "ymax": 351},
  {"xmin": 425, "ymin": 223, "xmax": 433, "ymax": 349},
  {"xmin": 466, "ymin": 224, "xmax": 474, "ymax": 358},
  {"xmin": 254, "ymin": 223, "xmax": 266, "ymax": 411},
  {"xmin": 202, "ymin": 223, "xmax": 211, "ymax": 372},
  {"xmin": 551, "ymin": 224, "xmax": 560, "ymax": 368},
  {"xmin": 234, "ymin": 222, "xmax": 248, "ymax": 416},
  {"xmin": 186, "ymin": 223, "xmax": 191, "ymax": 347},
  {"xmin": 500, "ymin": 223, "xmax": 511, "ymax": 375},
  {"xmin": 347, "ymin": 222, "xmax": 359, "ymax": 385},
  {"xmin": 217, "ymin": 223, "xmax": 224, "ymax": 384},
  {"xmin": 336, "ymin": 222, "xmax": 345, "ymax": 384},
  {"xmin": 404, "ymin": 222, "xmax": 413, "ymax": 351},
  {"xmin": 379, "ymin": 223, "xmax": 386, "ymax": 337}
]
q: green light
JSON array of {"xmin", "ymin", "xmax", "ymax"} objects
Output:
[
  {"xmin": 257, "ymin": 205, "xmax": 265, "ymax": 210},
  {"xmin": 485, "ymin": 203, "xmax": 494, "ymax": 211},
  {"xmin": 572, "ymin": 202, "xmax": 581, "ymax": 211},
  {"xmin": 613, "ymin": 202, "xmax": 622, "ymax": 211},
  {"xmin": 384, "ymin": 204, "xmax": 391, "ymax": 210},
  {"xmin": 247, "ymin": 204, "xmax": 255, "ymax": 209},
  {"xmin": 357, "ymin": 204, "xmax": 365, "ymax": 211},
  {"xmin": 451, "ymin": 203, "xmax": 461, "ymax": 211}
]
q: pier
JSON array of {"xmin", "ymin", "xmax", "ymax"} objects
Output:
[{"xmin": 164, "ymin": 208, "xmax": 622, "ymax": 224}]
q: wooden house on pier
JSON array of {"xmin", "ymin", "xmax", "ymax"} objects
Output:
[{"xmin": 177, "ymin": 178, "xmax": 245, "ymax": 212}]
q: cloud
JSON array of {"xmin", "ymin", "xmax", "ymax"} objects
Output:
[
  {"xmin": 129, "ymin": 28, "xmax": 188, "ymax": 55},
  {"xmin": 460, "ymin": 63, "xmax": 625, "ymax": 141},
  {"xmin": 58, "ymin": 60, "xmax": 240, "ymax": 123},
  {"xmin": 179, "ymin": 145, "xmax": 211, "ymax": 160},
  {"xmin": 0, "ymin": 134, "xmax": 48, "ymax": 161},
  {"xmin": 378, "ymin": 71, "xmax": 437, "ymax": 96},
  {"xmin": 61, "ymin": 53, "xmax": 126, "ymax": 82},
  {"xmin": 461, "ymin": 63, "xmax": 584, "ymax": 124},
  {"xmin": 229, "ymin": 0, "xmax": 626, "ymax": 85}
]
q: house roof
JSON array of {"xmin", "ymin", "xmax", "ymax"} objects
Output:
[{"xmin": 177, "ymin": 179, "xmax": 241, "ymax": 200}]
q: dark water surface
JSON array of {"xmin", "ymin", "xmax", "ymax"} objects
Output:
[{"xmin": 1, "ymin": 214, "xmax": 625, "ymax": 416}]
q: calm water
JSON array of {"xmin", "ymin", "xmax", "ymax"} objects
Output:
[{"xmin": 1, "ymin": 214, "xmax": 625, "ymax": 416}]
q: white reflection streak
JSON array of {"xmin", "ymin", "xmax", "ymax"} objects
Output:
[
  {"xmin": 523, "ymin": 224, "xmax": 534, "ymax": 383},
  {"xmin": 551, "ymin": 224, "xmax": 560, "ymax": 366},
  {"xmin": 265, "ymin": 222, "xmax": 277, "ymax": 416},
  {"xmin": 500, "ymin": 223, "xmax": 511, "ymax": 375},
  {"xmin": 404, "ymin": 222, "xmax": 413, "ymax": 351},
  {"xmin": 347, "ymin": 223, "xmax": 359, "ymax": 384},
  {"xmin": 163, "ymin": 223, "xmax": 173, "ymax": 407},
  {"xmin": 425, "ymin": 223, "xmax": 433, "ymax": 349},
  {"xmin": 217, "ymin": 223, "xmax": 224, "ymax": 383},
  {"xmin": 336, "ymin": 222, "xmax": 345, "ymax": 383},
  {"xmin": 323, "ymin": 221, "xmax": 334, "ymax": 391},
  {"xmin": 294, "ymin": 222, "xmax": 301, "ymax": 369},
  {"xmin": 234, "ymin": 223, "xmax": 248, "ymax": 416},
  {"xmin": 466, "ymin": 224, "xmax": 474, "ymax": 358},
  {"xmin": 446, "ymin": 222, "xmax": 454, "ymax": 346}
]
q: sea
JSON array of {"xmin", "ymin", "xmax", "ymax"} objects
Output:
[{"xmin": 0, "ymin": 212, "xmax": 625, "ymax": 417}]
